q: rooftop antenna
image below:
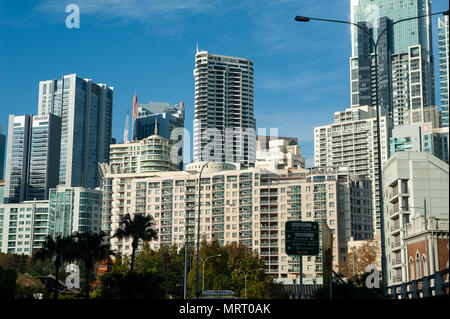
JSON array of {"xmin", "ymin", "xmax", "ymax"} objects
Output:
[
  {"xmin": 196, "ymin": 42, "xmax": 199, "ymax": 53},
  {"xmin": 123, "ymin": 109, "xmax": 129, "ymax": 143},
  {"xmin": 154, "ymin": 117, "xmax": 158, "ymax": 136}
]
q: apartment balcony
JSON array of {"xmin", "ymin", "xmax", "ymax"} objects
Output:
[
  {"xmin": 392, "ymin": 256, "xmax": 402, "ymax": 268},
  {"xmin": 391, "ymin": 240, "xmax": 401, "ymax": 250},
  {"xmin": 391, "ymin": 221, "xmax": 401, "ymax": 234}
]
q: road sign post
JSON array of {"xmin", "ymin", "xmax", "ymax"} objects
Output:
[{"xmin": 285, "ymin": 221, "xmax": 319, "ymax": 299}]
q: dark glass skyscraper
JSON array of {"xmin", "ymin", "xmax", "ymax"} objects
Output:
[
  {"xmin": 350, "ymin": 0, "xmax": 435, "ymax": 126},
  {"xmin": 26, "ymin": 114, "xmax": 61, "ymax": 201},
  {"xmin": 3, "ymin": 114, "xmax": 61, "ymax": 203},
  {"xmin": 0, "ymin": 125, "xmax": 5, "ymax": 181}
]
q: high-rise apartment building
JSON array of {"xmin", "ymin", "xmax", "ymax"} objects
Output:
[
  {"xmin": 350, "ymin": 0, "xmax": 435, "ymax": 126},
  {"xmin": 193, "ymin": 49, "xmax": 256, "ymax": 167},
  {"xmin": 4, "ymin": 114, "xmax": 61, "ymax": 203},
  {"xmin": 38, "ymin": 74, "xmax": 114, "ymax": 189},
  {"xmin": 0, "ymin": 186, "xmax": 102, "ymax": 255},
  {"xmin": 314, "ymin": 106, "xmax": 392, "ymax": 230},
  {"xmin": 0, "ymin": 124, "xmax": 5, "ymax": 181},
  {"xmin": 383, "ymin": 152, "xmax": 448, "ymax": 286},
  {"xmin": 438, "ymin": 16, "xmax": 449, "ymax": 128},
  {"xmin": 0, "ymin": 200, "xmax": 50, "ymax": 255},
  {"xmin": 100, "ymin": 163, "xmax": 372, "ymax": 279}
]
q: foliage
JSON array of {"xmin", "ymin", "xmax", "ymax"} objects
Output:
[
  {"xmin": 32, "ymin": 235, "xmax": 76, "ymax": 298},
  {"xmin": 0, "ymin": 253, "xmax": 29, "ymax": 273},
  {"xmin": 15, "ymin": 273, "xmax": 47, "ymax": 299},
  {"xmin": 0, "ymin": 266, "xmax": 17, "ymax": 299},
  {"xmin": 338, "ymin": 240, "xmax": 378, "ymax": 281},
  {"xmin": 71, "ymin": 231, "xmax": 111, "ymax": 297},
  {"xmin": 187, "ymin": 239, "xmax": 282, "ymax": 299},
  {"xmin": 314, "ymin": 275, "xmax": 382, "ymax": 299},
  {"xmin": 96, "ymin": 270, "xmax": 165, "ymax": 299},
  {"xmin": 113, "ymin": 213, "xmax": 158, "ymax": 273}
]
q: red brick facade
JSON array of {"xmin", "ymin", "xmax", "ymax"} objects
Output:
[{"xmin": 406, "ymin": 237, "xmax": 449, "ymax": 280}]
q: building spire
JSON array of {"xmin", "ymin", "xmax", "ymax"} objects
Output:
[
  {"xmin": 196, "ymin": 42, "xmax": 199, "ymax": 53},
  {"xmin": 154, "ymin": 117, "xmax": 158, "ymax": 136}
]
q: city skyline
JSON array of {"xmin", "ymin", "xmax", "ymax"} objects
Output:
[{"xmin": 0, "ymin": 0, "xmax": 447, "ymax": 168}]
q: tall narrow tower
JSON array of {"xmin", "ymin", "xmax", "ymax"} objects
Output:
[
  {"xmin": 193, "ymin": 49, "xmax": 256, "ymax": 167},
  {"xmin": 123, "ymin": 110, "xmax": 130, "ymax": 143}
]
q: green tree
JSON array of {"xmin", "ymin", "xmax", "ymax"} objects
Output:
[
  {"xmin": 0, "ymin": 253, "xmax": 29, "ymax": 273},
  {"xmin": 32, "ymin": 235, "xmax": 76, "ymax": 298},
  {"xmin": 0, "ymin": 266, "xmax": 17, "ymax": 299},
  {"xmin": 187, "ymin": 240, "xmax": 280, "ymax": 299},
  {"xmin": 72, "ymin": 231, "xmax": 111, "ymax": 298},
  {"xmin": 113, "ymin": 213, "xmax": 158, "ymax": 273}
]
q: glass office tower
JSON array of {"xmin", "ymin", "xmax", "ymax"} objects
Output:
[
  {"xmin": 350, "ymin": 0, "xmax": 435, "ymax": 126},
  {"xmin": 438, "ymin": 16, "xmax": 449, "ymax": 128},
  {"xmin": 0, "ymin": 125, "xmax": 5, "ymax": 181},
  {"xmin": 4, "ymin": 115, "xmax": 32, "ymax": 203},
  {"xmin": 38, "ymin": 74, "xmax": 114, "ymax": 189},
  {"xmin": 26, "ymin": 114, "xmax": 61, "ymax": 201},
  {"xmin": 4, "ymin": 114, "xmax": 61, "ymax": 203}
]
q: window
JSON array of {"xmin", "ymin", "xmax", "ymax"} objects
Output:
[{"xmin": 415, "ymin": 252, "xmax": 422, "ymax": 279}]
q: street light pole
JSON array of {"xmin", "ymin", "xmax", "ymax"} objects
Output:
[
  {"xmin": 201, "ymin": 254, "xmax": 222, "ymax": 293},
  {"xmin": 295, "ymin": 9, "xmax": 448, "ymax": 296},
  {"xmin": 235, "ymin": 268, "xmax": 263, "ymax": 299},
  {"xmin": 195, "ymin": 162, "xmax": 209, "ymax": 299}
]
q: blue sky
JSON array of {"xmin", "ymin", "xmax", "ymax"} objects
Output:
[{"xmin": 0, "ymin": 0, "xmax": 448, "ymax": 167}]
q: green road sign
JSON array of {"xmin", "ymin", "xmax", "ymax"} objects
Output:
[{"xmin": 285, "ymin": 221, "xmax": 319, "ymax": 256}]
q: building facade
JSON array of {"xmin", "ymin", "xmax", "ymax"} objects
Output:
[
  {"xmin": 314, "ymin": 106, "xmax": 392, "ymax": 231},
  {"xmin": 48, "ymin": 186, "xmax": 102, "ymax": 238},
  {"xmin": 383, "ymin": 152, "xmax": 448, "ymax": 286},
  {"xmin": 256, "ymin": 136, "xmax": 306, "ymax": 171},
  {"xmin": 134, "ymin": 101, "xmax": 185, "ymax": 140},
  {"xmin": 0, "ymin": 186, "xmax": 102, "ymax": 255},
  {"xmin": 26, "ymin": 114, "xmax": 61, "ymax": 201},
  {"xmin": 0, "ymin": 200, "xmax": 50, "ymax": 255},
  {"xmin": 3, "ymin": 114, "xmax": 61, "ymax": 203},
  {"xmin": 38, "ymin": 74, "xmax": 114, "ymax": 189},
  {"xmin": 134, "ymin": 101, "xmax": 185, "ymax": 170},
  {"xmin": 103, "ymin": 132, "xmax": 180, "ymax": 175},
  {"xmin": 403, "ymin": 214, "xmax": 449, "ymax": 281},
  {"xmin": 389, "ymin": 121, "xmax": 447, "ymax": 162},
  {"xmin": 439, "ymin": 16, "xmax": 449, "ymax": 128},
  {"xmin": 0, "ymin": 124, "xmax": 5, "ymax": 181},
  {"xmin": 100, "ymin": 164, "xmax": 372, "ymax": 280},
  {"xmin": 4, "ymin": 115, "xmax": 32, "ymax": 203},
  {"xmin": 350, "ymin": 0, "xmax": 435, "ymax": 127},
  {"xmin": 193, "ymin": 49, "xmax": 256, "ymax": 167}
]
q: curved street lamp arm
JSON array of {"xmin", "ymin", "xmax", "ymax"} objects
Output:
[
  {"xmin": 376, "ymin": 11, "xmax": 447, "ymax": 47},
  {"xmin": 295, "ymin": 16, "xmax": 375, "ymax": 47}
]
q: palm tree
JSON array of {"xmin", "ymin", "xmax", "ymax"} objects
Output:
[
  {"xmin": 113, "ymin": 213, "xmax": 158, "ymax": 273},
  {"xmin": 32, "ymin": 235, "xmax": 76, "ymax": 298},
  {"xmin": 72, "ymin": 231, "xmax": 111, "ymax": 298}
]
